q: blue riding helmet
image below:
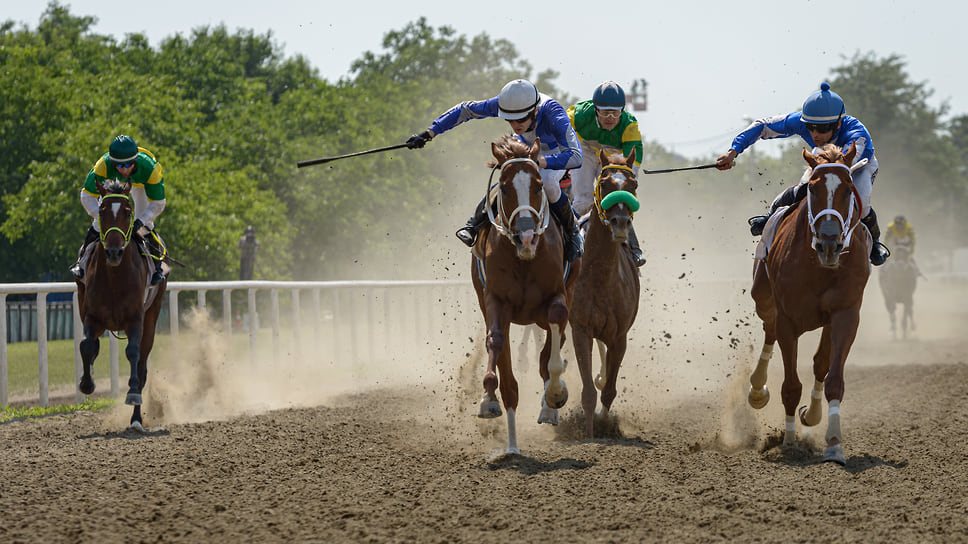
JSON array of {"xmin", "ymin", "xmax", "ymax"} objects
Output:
[
  {"xmin": 801, "ymin": 82, "xmax": 845, "ymax": 124},
  {"xmin": 593, "ymin": 80, "xmax": 626, "ymax": 110}
]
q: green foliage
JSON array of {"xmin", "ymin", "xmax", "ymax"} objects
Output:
[{"xmin": 0, "ymin": 397, "xmax": 116, "ymax": 422}]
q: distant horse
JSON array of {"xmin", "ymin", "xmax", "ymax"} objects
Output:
[
  {"xmin": 570, "ymin": 150, "xmax": 640, "ymax": 438},
  {"xmin": 471, "ymin": 134, "xmax": 581, "ymax": 455},
  {"xmin": 76, "ymin": 179, "xmax": 167, "ymax": 430},
  {"xmin": 747, "ymin": 143, "xmax": 870, "ymax": 465},
  {"xmin": 879, "ymin": 244, "xmax": 917, "ymax": 338}
]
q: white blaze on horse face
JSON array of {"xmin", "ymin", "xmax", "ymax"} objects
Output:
[
  {"xmin": 110, "ymin": 201, "xmax": 122, "ymax": 220},
  {"xmin": 512, "ymin": 170, "xmax": 533, "ymax": 217},
  {"xmin": 823, "ymin": 173, "xmax": 841, "ymax": 210},
  {"xmin": 610, "ymin": 171, "xmax": 628, "ymax": 191}
]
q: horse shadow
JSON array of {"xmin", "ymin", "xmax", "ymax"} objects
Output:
[
  {"xmin": 759, "ymin": 433, "xmax": 908, "ymax": 473},
  {"xmin": 78, "ymin": 427, "xmax": 171, "ymax": 441},
  {"xmin": 482, "ymin": 455, "xmax": 594, "ymax": 474}
]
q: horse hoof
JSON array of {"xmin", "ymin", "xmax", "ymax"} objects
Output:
[
  {"xmin": 798, "ymin": 405, "xmax": 822, "ymax": 427},
  {"xmin": 823, "ymin": 444, "xmax": 846, "ymax": 465},
  {"xmin": 125, "ymin": 392, "xmax": 143, "ymax": 406},
  {"xmin": 748, "ymin": 386, "xmax": 769, "ymax": 409},
  {"xmin": 128, "ymin": 420, "xmax": 146, "ymax": 433},
  {"xmin": 478, "ymin": 400, "xmax": 502, "ymax": 419},
  {"xmin": 78, "ymin": 378, "xmax": 95, "ymax": 396},
  {"xmin": 545, "ymin": 381, "xmax": 568, "ymax": 410},
  {"xmin": 594, "ymin": 374, "xmax": 605, "ymax": 390},
  {"xmin": 537, "ymin": 406, "xmax": 559, "ymax": 425}
]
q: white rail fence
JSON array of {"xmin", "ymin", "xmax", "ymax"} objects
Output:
[{"xmin": 1, "ymin": 280, "xmax": 469, "ymax": 407}]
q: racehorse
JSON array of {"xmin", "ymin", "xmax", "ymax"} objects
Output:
[
  {"xmin": 471, "ymin": 134, "xmax": 580, "ymax": 455},
  {"xmin": 75, "ymin": 179, "xmax": 167, "ymax": 431},
  {"xmin": 747, "ymin": 142, "xmax": 870, "ymax": 465},
  {"xmin": 570, "ymin": 150, "xmax": 640, "ymax": 438},
  {"xmin": 879, "ymin": 244, "xmax": 917, "ymax": 338}
]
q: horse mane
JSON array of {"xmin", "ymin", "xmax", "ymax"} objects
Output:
[
  {"xmin": 486, "ymin": 134, "xmax": 532, "ymax": 168},
  {"xmin": 101, "ymin": 178, "xmax": 127, "ymax": 195},
  {"xmin": 814, "ymin": 143, "xmax": 846, "ymax": 164}
]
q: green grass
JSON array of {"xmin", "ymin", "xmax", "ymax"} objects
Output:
[{"xmin": 0, "ymin": 396, "xmax": 117, "ymax": 422}]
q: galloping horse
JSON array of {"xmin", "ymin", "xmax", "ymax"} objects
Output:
[
  {"xmin": 471, "ymin": 134, "xmax": 580, "ymax": 455},
  {"xmin": 747, "ymin": 142, "xmax": 870, "ymax": 465},
  {"xmin": 879, "ymin": 244, "xmax": 917, "ymax": 338},
  {"xmin": 76, "ymin": 179, "xmax": 167, "ymax": 430},
  {"xmin": 570, "ymin": 150, "xmax": 640, "ymax": 438}
]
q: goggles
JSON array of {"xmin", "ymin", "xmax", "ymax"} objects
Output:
[
  {"xmin": 805, "ymin": 122, "xmax": 837, "ymax": 133},
  {"xmin": 596, "ymin": 108, "xmax": 623, "ymax": 119},
  {"xmin": 115, "ymin": 161, "xmax": 136, "ymax": 169}
]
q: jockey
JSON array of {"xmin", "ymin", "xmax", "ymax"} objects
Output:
[
  {"xmin": 405, "ymin": 79, "xmax": 584, "ymax": 262},
  {"xmin": 715, "ymin": 82, "xmax": 891, "ymax": 266},
  {"xmin": 884, "ymin": 215, "xmax": 916, "ymax": 256},
  {"xmin": 567, "ymin": 80, "xmax": 646, "ymax": 266},
  {"xmin": 70, "ymin": 135, "xmax": 167, "ymax": 285}
]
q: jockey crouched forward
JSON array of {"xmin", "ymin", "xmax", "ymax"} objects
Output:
[
  {"xmin": 405, "ymin": 79, "xmax": 584, "ymax": 262},
  {"xmin": 715, "ymin": 82, "xmax": 891, "ymax": 266},
  {"xmin": 70, "ymin": 134, "xmax": 167, "ymax": 285}
]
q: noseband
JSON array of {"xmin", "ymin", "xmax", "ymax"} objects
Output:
[
  {"xmin": 805, "ymin": 161, "xmax": 865, "ymax": 250},
  {"xmin": 99, "ymin": 193, "xmax": 135, "ymax": 249},
  {"xmin": 594, "ymin": 164, "xmax": 640, "ymax": 228},
  {"xmin": 486, "ymin": 157, "xmax": 550, "ymax": 238}
]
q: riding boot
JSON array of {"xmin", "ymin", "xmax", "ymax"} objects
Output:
[
  {"xmin": 455, "ymin": 197, "xmax": 489, "ymax": 247},
  {"xmin": 141, "ymin": 232, "xmax": 166, "ymax": 285},
  {"xmin": 861, "ymin": 208, "xmax": 890, "ymax": 266},
  {"xmin": 749, "ymin": 184, "xmax": 802, "ymax": 236},
  {"xmin": 549, "ymin": 193, "xmax": 583, "ymax": 262},
  {"xmin": 625, "ymin": 223, "xmax": 646, "ymax": 267},
  {"xmin": 69, "ymin": 226, "xmax": 100, "ymax": 279}
]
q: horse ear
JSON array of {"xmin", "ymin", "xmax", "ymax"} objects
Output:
[
  {"xmin": 802, "ymin": 147, "xmax": 819, "ymax": 169},
  {"xmin": 626, "ymin": 148, "xmax": 636, "ymax": 168},
  {"xmin": 529, "ymin": 137, "xmax": 541, "ymax": 162},
  {"xmin": 96, "ymin": 179, "xmax": 106, "ymax": 196},
  {"xmin": 599, "ymin": 149, "xmax": 608, "ymax": 164},
  {"xmin": 844, "ymin": 141, "xmax": 857, "ymax": 164},
  {"xmin": 491, "ymin": 142, "xmax": 506, "ymax": 163},
  {"xmin": 123, "ymin": 180, "xmax": 132, "ymax": 194}
]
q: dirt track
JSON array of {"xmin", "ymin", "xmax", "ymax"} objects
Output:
[{"xmin": 2, "ymin": 276, "xmax": 967, "ymax": 543}]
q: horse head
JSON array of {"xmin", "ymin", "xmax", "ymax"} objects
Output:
[
  {"xmin": 96, "ymin": 179, "xmax": 136, "ymax": 266},
  {"xmin": 594, "ymin": 149, "xmax": 640, "ymax": 242},
  {"xmin": 802, "ymin": 142, "xmax": 863, "ymax": 268},
  {"xmin": 488, "ymin": 134, "xmax": 548, "ymax": 260}
]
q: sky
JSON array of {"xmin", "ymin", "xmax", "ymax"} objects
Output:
[{"xmin": 6, "ymin": 0, "xmax": 967, "ymax": 160}]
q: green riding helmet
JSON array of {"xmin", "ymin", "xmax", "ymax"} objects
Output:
[{"xmin": 109, "ymin": 135, "xmax": 139, "ymax": 162}]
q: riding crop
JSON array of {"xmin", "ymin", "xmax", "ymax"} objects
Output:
[
  {"xmin": 641, "ymin": 163, "xmax": 719, "ymax": 174},
  {"xmin": 296, "ymin": 143, "xmax": 411, "ymax": 168}
]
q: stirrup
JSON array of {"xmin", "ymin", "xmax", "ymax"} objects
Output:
[
  {"xmin": 748, "ymin": 215, "xmax": 768, "ymax": 236},
  {"xmin": 632, "ymin": 251, "xmax": 647, "ymax": 267},
  {"xmin": 70, "ymin": 263, "xmax": 84, "ymax": 279},
  {"xmin": 870, "ymin": 242, "xmax": 890, "ymax": 266},
  {"xmin": 455, "ymin": 226, "xmax": 477, "ymax": 247}
]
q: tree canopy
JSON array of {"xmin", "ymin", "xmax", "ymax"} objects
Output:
[{"xmin": 1, "ymin": 2, "xmax": 965, "ymax": 283}]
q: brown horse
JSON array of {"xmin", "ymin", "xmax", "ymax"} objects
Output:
[
  {"xmin": 570, "ymin": 150, "xmax": 640, "ymax": 438},
  {"xmin": 471, "ymin": 134, "xmax": 580, "ymax": 455},
  {"xmin": 879, "ymin": 244, "xmax": 917, "ymax": 339},
  {"xmin": 76, "ymin": 179, "xmax": 167, "ymax": 431},
  {"xmin": 747, "ymin": 142, "xmax": 870, "ymax": 465}
]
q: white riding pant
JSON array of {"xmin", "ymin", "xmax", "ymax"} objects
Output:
[{"xmin": 541, "ymin": 167, "xmax": 566, "ymax": 204}]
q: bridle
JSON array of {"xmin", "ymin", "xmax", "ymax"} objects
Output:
[
  {"xmin": 593, "ymin": 163, "xmax": 640, "ymax": 230},
  {"xmin": 486, "ymin": 157, "xmax": 550, "ymax": 238},
  {"xmin": 805, "ymin": 159, "xmax": 867, "ymax": 251},
  {"xmin": 98, "ymin": 193, "xmax": 135, "ymax": 250}
]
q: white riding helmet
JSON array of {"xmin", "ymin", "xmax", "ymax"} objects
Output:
[{"xmin": 498, "ymin": 79, "xmax": 540, "ymax": 120}]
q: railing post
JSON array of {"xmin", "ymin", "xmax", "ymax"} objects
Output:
[
  {"xmin": 248, "ymin": 288, "xmax": 257, "ymax": 365},
  {"xmin": 270, "ymin": 288, "xmax": 280, "ymax": 363},
  {"xmin": 222, "ymin": 288, "xmax": 232, "ymax": 339},
  {"xmin": 291, "ymin": 290, "xmax": 301, "ymax": 362},
  {"xmin": 1, "ymin": 293, "xmax": 8, "ymax": 407},
  {"xmin": 37, "ymin": 292, "xmax": 49, "ymax": 407},
  {"xmin": 169, "ymin": 289, "xmax": 180, "ymax": 371},
  {"xmin": 73, "ymin": 291, "xmax": 82, "ymax": 403}
]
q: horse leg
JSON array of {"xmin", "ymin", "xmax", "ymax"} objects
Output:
[
  {"xmin": 123, "ymin": 319, "xmax": 145, "ymax": 406},
  {"xmin": 799, "ymin": 326, "xmax": 831, "ymax": 427},
  {"xmin": 539, "ymin": 295, "xmax": 570, "ymax": 420},
  {"xmin": 78, "ymin": 323, "xmax": 103, "ymax": 395},
  {"xmin": 479, "ymin": 306, "xmax": 507, "ymax": 419},
  {"xmin": 749, "ymin": 259, "xmax": 775, "ymax": 409},
  {"xmin": 775, "ymin": 314, "xmax": 801, "ymax": 446},
  {"xmin": 593, "ymin": 339, "xmax": 607, "ymax": 390},
  {"xmin": 571, "ymin": 325, "xmax": 596, "ymax": 438},
  {"xmin": 600, "ymin": 336, "xmax": 626, "ymax": 416},
  {"xmin": 494, "ymin": 324, "xmax": 520, "ymax": 455},
  {"xmin": 822, "ymin": 308, "xmax": 860, "ymax": 465}
]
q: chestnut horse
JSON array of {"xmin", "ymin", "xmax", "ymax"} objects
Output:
[
  {"xmin": 747, "ymin": 143, "xmax": 870, "ymax": 465},
  {"xmin": 471, "ymin": 134, "xmax": 580, "ymax": 455},
  {"xmin": 879, "ymin": 244, "xmax": 917, "ymax": 339},
  {"xmin": 76, "ymin": 179, "xmax": 167, "ymax": 431},
  {"xmin": 570, "ymin": 150, "xmax": 640, "ymax": 438}
]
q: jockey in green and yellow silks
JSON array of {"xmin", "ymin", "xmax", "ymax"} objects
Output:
[
  {"xmin": 70, "ymin": 135, "xmax": 167, "ymax": 285},
  {"xmin": 884, "ymin": 215, "xmax": 915, "ymax": 257}
]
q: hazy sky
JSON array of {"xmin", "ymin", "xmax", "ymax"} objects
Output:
[{"xmin": 7, "ymin": 0, "xmax": 967, "ymax": 159}]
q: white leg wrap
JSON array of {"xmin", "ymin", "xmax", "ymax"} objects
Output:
[
  {"xmin": 825, "ymin": 400, "xmax": 842, "ymax": 443},
  {"xmin": 506, "ymin": 408, "xmax": 519, "ymax": 455}
]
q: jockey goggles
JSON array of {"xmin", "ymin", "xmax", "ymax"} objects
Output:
[
  {"xmin": 596, "ymin": 108, "xmax": 622, "ymax": 119},
  {"xmin": 805, "ymin": 122, "xmax": 837, "ymax": 133},
  {"xmin": 115, "ymin": 161, "xmax": 136, "ymax": 169}
]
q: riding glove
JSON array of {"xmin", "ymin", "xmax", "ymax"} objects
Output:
[{"xmin": 406, "ymin": 130, "xmax": 432, "ymax": 149}]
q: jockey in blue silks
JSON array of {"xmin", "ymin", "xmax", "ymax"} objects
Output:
[
  {"xmin": 405, "ymin": 79, "xmax": 584, "ymax": 262},
  {"xmin": 716, "ymin": 82, "xmax": 890, "ymax": 266}
]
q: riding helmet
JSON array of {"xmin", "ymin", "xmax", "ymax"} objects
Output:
[
  {"xmin": 109, "ymin": 135, "xmax": 139, "ymax": 162},
  {"xmin": 498, "ymin": 79, "xmax": 540, "ymax": 120},
  {"xmin": 801, "ymin": 82, "xmax": 845, "ymax": 124},
  {"xmin": 593, "ymin": 80, "xmax": 626, "ymax": 110}
]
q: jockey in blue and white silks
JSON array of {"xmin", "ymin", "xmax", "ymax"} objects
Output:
[
  {"xmin": 716, "ymin": 82, "xmax": 889, "ymax": 266},
  {"xmin": 405, "ymin": 79, "xmax": 584, "ymax": 261}
]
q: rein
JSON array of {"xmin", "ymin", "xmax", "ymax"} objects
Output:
[
  {"xmin": 485, "ymin": 157, "xmax": 550, "ymax": 239},
  {"xmin": 98, "ymin": 193, "xmax": 135, "ymax": 249}
]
